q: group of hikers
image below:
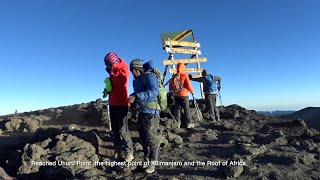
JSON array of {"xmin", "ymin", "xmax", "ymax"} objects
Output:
[{"xmin": 103, "ymin": 52, "xmax": 221, "ymax": 174}]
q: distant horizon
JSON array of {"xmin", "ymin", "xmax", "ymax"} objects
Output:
[{"xmin": 1, "ymin": 99, "xmax": 319, "ymax": 116}]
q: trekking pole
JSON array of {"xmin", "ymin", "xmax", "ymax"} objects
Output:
[
  {"xmin": 218, "ymin": 90, "xmax": 222, "ymax": 106},
  {"xmin": 106, "ymin": 101, "xmax": 112, "ymax": 132},
  {"xmin": 192, "ymin": 94, "xmax": 202, "ymax": 121}
]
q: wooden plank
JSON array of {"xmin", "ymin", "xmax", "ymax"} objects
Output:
[
  {"xmin": 169, "ymin": 68, "xmax": 203, "ymax": 74},
  {"xmin": 165, "ymin": 47, "xmax": 201, "ymax": 55},
  {"xmin": 162, "ymin": 58, "xmax": 207, "ymax": 65},
  {"xmin": 165, "ymin": 40, "xmax": 200, "ymax": 48},
  {"xmin": 191, "ymin": 74, "xmax": 202, "ymax": 78}
]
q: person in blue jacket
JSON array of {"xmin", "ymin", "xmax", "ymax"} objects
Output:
[
  {"xmin": 128, "ymin": 59, "xmax": 160, "ymax": 174},
  {"xmin": 189, "ymin": 69, "xmax": 221, "ymax": 121}
]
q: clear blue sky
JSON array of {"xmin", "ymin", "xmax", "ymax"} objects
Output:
[{"xmin": 1, "ymin": 0, "xmax": 320, "ymax": 115}]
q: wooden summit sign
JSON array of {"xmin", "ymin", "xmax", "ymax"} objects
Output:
[{"xmin": 160, "ymin": 30, "xmax": 207, "ymax": 98}]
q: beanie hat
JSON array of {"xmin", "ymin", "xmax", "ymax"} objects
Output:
[
  {"xmin": 130, "ymin": 58, "xmax": 143, "ymax": 71},
  {"xmin": 104, "ymin": 52, "xmax": 120, "ymax": 66}
]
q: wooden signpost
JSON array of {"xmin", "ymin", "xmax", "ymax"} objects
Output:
[
  {"xmin": 160, "ymin": 30, "xmax": 207, "ymax": 99},
  {"xmin": 162, "ymin": 58, "xmax": 207, "ymax": 65},
  {"xmin": 169, "ymin": 68, "xmax": 203, "ymax": 74}
]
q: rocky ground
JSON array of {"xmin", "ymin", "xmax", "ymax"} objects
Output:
[{"xmin": 0, "ymin": 99, "xmax": 319, "ymax": 180}]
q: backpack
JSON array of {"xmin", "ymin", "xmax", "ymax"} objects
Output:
[
  {"xmin": 205, "ymin": 74, "xmax": 217, "ymax": 93},
  {"xmin": 142, "ymin": 68, "xmax": 168, "ymax": 111},
  {"xmin": 171, "ymin": 74, "xmax": 184, "ymax": 93}
]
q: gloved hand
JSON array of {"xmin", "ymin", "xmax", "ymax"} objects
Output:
[
  {"xmin": 188, "ymin": 74, "xmax": 192, "ymax": 79},
  {"xmin": 103, "ymin": 88, "xmax": 108, "ymax": 98},
  {"xmin": 105, "ymin": 65, "xmax": 112, "ymax": 74},
  {"xmin": 217, "ymin": 83, "xmax": 221, "ymax": 91}
]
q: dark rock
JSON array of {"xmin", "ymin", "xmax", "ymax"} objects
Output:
[
  {"xmin": 4, "ymin": 117, "xmax": 22, "ymax": 132},
  {"xmin": 134, "ymin": 142, "xmax": 143, "ymax": 151},
  {"xmin": 167, "ymin": 132, "xmax": 183, "ymax": 144},
  {"xmin": 223, "ymin": 158, "xmax": 244, "ymax": 178},
  {"xmin": 67, "ymin": 124, "xmax": 81, "ymax": 131}
]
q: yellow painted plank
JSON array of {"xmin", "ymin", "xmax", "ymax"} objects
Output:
[
  {"xmin": 165, "ymin": 47, "xmax": 201, "ymax": 55},
  {"xmin": 169, "ymin": 68, "xmax": 203, "ymax": 74},
  {"xmin": 165, "ymin": 40, "xmax": 200, "ymax": 48},
  {"xmin": 162, "ymin": 58, "xmax": 207, "ymax": 65}
]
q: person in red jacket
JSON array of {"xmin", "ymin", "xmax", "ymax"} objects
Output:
[
  {"xmin": 169, "ymin": 63, "xmax": 195, "ymax": 128},
  {"xmin": 103, "ymin": 52, "xmax": 134, "ymax": 162}
]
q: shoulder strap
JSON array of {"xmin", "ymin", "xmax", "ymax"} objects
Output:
[
  {"xmin": 209, "ymin": 74, "xmax": 214, "ymax": 83},
  {"xmin": 142, "ymin": 72, "xmax": 149, "ymax": 87}
]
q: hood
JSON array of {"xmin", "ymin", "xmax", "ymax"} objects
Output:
[
  {"xmin": 143, "ymin": 60, "xmax": 154, "ymax": 72},
  {"xmin": 177, "ymin": 63, "xmax": 186, "ymax": 74}
]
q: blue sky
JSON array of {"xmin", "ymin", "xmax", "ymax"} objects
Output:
[{"xmin": 0, "ymin": 0, "xmax": 319, "ymax": 115}]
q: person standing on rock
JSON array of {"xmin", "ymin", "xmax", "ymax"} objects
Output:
[
  {"xmin": 189, "ymin": 69, "xmax": 221, "ymax": 121},
  {"xmin": 128, "ymin": 59, "xmax": 160, "ymax": 174},
  {"xmin": 169, "ymin": 63, "xmax": 195, "ymax": 128},
  {"xmin": 103, "ymin": 52, "xmax": 134, "ymax": 162}
]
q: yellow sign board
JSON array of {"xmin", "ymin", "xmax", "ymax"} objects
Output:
[
  {"xmin": 162, "ymin": 58, "xmax": 207, "ymax": 65},
  {"xmin": 191, "ymin": 74, "xmax": 202, "ymax": 78},
  {"xmin": 165, "ymin": 40, "xmax": 200, "ymax": 48},
  {"xmin": 169, "ymin": 68, "xmax": 203, "ymax": 74},
  {"xmin": 165, "ymin": 47, "xmax": 201, "ymax": 55}
]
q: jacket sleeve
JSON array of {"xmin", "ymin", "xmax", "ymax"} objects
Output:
[
  {"xmin": 214, "ymin": 76, "xmax": 221, "ymax": 87},
  {"xmin": 184, "ymin": 74, "xmax": 194, "ymax": 94},
  {"xmin": 189, "ymin": 76, "xmax": 203, "ymax": 82},
  {"xmin": 214, "ymin": 76, "xmax": 221, "ymax": 82},
  {"xmin": 135, "ymin": 73, "xmax": 159, "ymax": 102},
  {"xmin": 111, "ymin": 69, "xmax": 128, "ymax": 85}
]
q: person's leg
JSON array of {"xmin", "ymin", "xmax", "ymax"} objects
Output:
[
  {"xmin": 141, "ymin": 113, "xmax": 160, "ymax": 173},
  {"xmin": 118, "ymin": 106, "xmax": 134, "ymax": 161},
  {"xmin": 181, "ymin": 96, "xmax": 192, "ymax": 125},
  {"xmin": 109, "ymin": 106, "xmax": 121, "ymax": 157},
  {"xmin": 138, "ymin": 113, "xmax": 149, "ymax": 159},
  {"xmin": 212, "ymin": 95, "xmax": 220, "ymax": 121},
  {"xmin": 206, "ymin": 94, "xmax": 216, "ymax": 121},
  {"xmin": 173, "ymin": 97, "xmax": 182, "ymax": 128}
]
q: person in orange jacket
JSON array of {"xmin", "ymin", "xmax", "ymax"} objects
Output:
[{"xmin": 169, "ymin": 63, "xmax": 195, "ymax": 128}]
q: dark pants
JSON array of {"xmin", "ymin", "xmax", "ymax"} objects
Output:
[
  {"xmin": 138, "ymin": 113, "xmax": 160, "ymax": 161},
  {"xmin": 173, "ymin": 96, "xmax": 192, "ymax": 125},
  {"xmin": 205, "ymin": 94, "xmax": 220, "ymax": 121},
  {"xmin": 109, "ymin": 106, "xmax": 133, "ymax": 154}
]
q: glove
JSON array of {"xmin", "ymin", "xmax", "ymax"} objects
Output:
[
  {"xmin": 105, "ymin": 65, "xmax": 112, "ymax": 74},
  {"xmin": 217, "ymin": 83, "xmax": 221, "ymax": 91},
  {"xmin": 103, "ymin": 88, "xmax": 108, "ymax": 98},
  {"xmin": 188, "ymin": 74, "xmax": 192, "ymax": 79}
]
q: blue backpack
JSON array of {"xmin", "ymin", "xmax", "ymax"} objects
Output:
[{"xmin": 204, "ymin": 75, "xmax": 217, "ymax": 93}]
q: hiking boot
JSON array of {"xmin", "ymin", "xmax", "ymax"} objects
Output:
[
  {"xmin": 145, "ymin": 165, "xmax": 155, "ymax": 174},
  {"xmin": 125, "ymin": 152, "xmax": 134, "ymax": 162},
  {"xmin": 187, "ymin": 123, "xmax": 195, "ymax": 128}
]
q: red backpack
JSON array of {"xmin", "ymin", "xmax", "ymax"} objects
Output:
[{"xmin": 171, "ymin": 74, "xmax": 184, "ymax": 93}]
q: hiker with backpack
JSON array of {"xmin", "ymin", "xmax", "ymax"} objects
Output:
[
  {"xmin": 169, "ymin": 63, "xmax": 195, "ymax": 129},
  {"xmin": 103, "ymin": 52, "xmax": 134, "ymax": 162},
  {"xmin": 128, "ymin": 59, "xmax": 162, "ymax": 174},
  {"xmin": 189, "ymin": 69, "xmax": 221, "ymax": 121}
]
